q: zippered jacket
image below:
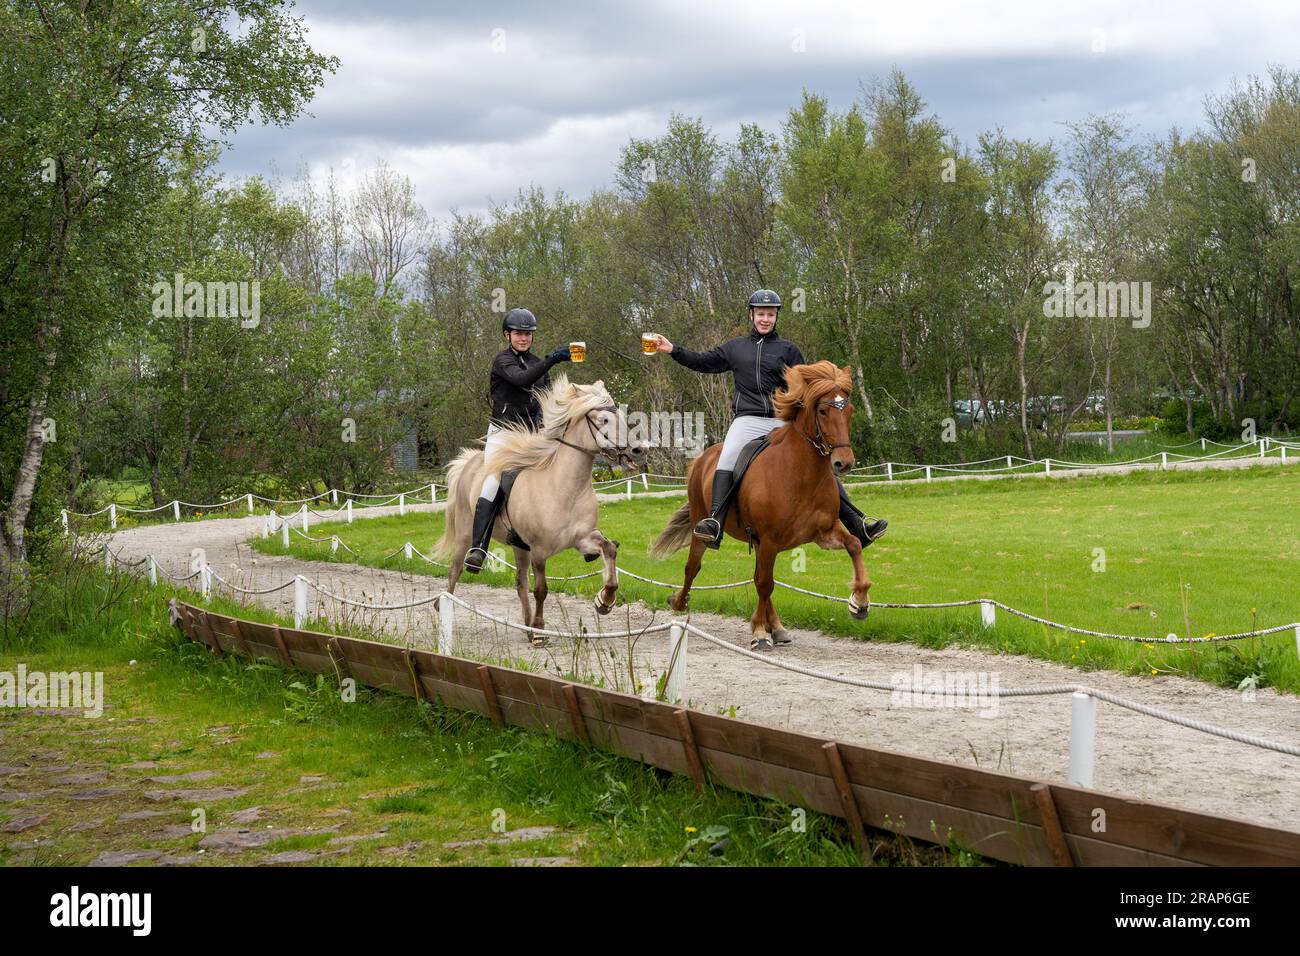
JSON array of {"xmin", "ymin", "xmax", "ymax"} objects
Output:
[
  {"xmin": 669, "ymin": 328, "xmax": 806, "ymax": 418},
  {"xmin": 488, "ymin": 347, "xmax": 563, "ymax": 428}
]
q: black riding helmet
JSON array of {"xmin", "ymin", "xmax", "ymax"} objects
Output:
[
  {"xmin": 748, "ymin": 289, "xmax": 782, "ymax": 310},
  {"xmin": 503, "ymin": 307, "xmax": 538, "ymax": 332}
]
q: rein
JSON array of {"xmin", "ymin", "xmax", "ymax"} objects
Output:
[
  {"xmin": 793, "ymin": 395, "xmax": 853, "ymax": 458},
  {"xmin": 552, "ymin": 403, "xmax": 634, "ymax": 458}
]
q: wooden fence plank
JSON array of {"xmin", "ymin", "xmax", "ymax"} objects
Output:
[{"xmin": 168, "ymin": 604, "xmax": 1300, "ymax": 867}]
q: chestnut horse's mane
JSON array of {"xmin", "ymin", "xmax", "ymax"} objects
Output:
[{"xmin": 771, "ymin": 361, "xmax": 853, "ymax": 423}]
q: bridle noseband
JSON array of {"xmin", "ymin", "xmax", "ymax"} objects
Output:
[
  {"xmin": 552, "ymin": 403, "xmax": 638, "ymax": 459},
  {"xmin": 794, "ymin": 395, "xmax": 853, "ymax": 458}
]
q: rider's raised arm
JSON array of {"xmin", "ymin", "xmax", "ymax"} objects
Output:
[
  {"xmin": 669, "ymin": 340, "xmax": 731, "ymax": 374},
  {"xmin": 493, "ymin": 350, "xmax": 561, "ymax": 391}
]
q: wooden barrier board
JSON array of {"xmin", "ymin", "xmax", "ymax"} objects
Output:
[{"xmin": 169, "ymin": 600, "xmax": 1300, "ymax": 867}]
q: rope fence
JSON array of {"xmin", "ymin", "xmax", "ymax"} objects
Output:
[
  {"xmin": 118, "ymin": 544, "xmax": 1300, "ymax": 789},
  {"xmin": 60, "ymin": 437, "xmax": 1300, "ymax": 534}
]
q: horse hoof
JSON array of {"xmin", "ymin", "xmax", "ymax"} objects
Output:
[
  {"xmin": 772, "ymin": 628, "xmax": 793, "ymax": 645},
  {"xmin": 848, "ymin": 598, "xmax": 870, "ymax": 620},
  {"xmin": 750, "ymin": 635, "xmax": 774, "ymax": 651},
  {"xmin": 528, "ymin": 635, "xmax": 548, "ymax": 648},
  {"xmin": 593, "ymin": 594, "xmax": 614, "ymax": 615}
]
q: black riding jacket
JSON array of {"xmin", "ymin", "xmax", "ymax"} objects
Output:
[
  {"xmin": 488, "ymin": 347, "xmax": 563, "ymax": 428},
  {"xmin": 669, "ymin": 327, "xmax": 806, "ymax": 418}
]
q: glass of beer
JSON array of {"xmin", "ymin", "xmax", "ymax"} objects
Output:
[
  {"xmin": 641, "ymin": 333, "xmax": 658, "ymax": 355},
  {"xmin": 569, "ymin": 341, "xmax": 586, "ymax": 362}
]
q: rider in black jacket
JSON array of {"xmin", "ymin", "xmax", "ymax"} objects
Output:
[
  {"xmin": 464, "ymin": 307, "xmax": 571, "ymax": 573},
  {"xmin": 654, "ymin": 289, "xmax": 888, "ymax": 550}
]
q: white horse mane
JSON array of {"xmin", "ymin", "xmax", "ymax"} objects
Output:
[{"xmin": 486, "ymin": 373, "xmax": 614, "ymax": 475}]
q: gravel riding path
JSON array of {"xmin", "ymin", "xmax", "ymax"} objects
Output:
[{"xmin": 108, "ymin": 478, "xmax": 1300, "ymax": 834}]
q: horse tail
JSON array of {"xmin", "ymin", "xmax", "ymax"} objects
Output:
[
  {"xmin": 431, "ymin": 448, "xmax": 478, "ymax": 560},
  {"xmin": 650, "ymin": 502, "xmax": 695, "ymax": 558}
]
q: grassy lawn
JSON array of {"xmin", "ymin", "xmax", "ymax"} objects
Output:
[
  {"xmin": 1, "ymin": 564, "xmax": 974, "ymax": 867},
  {"xmin": 257, "ymin": 463, "xmax": 1300, "ymax": 695}
]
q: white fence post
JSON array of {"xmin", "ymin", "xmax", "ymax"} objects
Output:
[
  {"xmin": 980, "ymin": 601, "xmax": 995, "ymax": 629},
  {"xmin": 346, "ymin": 499, "xmax": 353, "ymax": 524},
  {"xmin": 1068, "ymin": 691, "xmax": 1096, "ymax": 788},
  {"xmin": 246, "ymin": 493, "xmax": 254, "ymax": 513},
  {"xmin": 626, "ymin": 478, "xmax": 633, "ymax": 500},
  {"xmin": 924, "ymin": 466, "xmax": 932, "ymax": 482},
  {"xmin": 294, "ymin": 575, "xmax": 307, "ymax": 630},
  {"xmin": 147, "ymin": 554, "xmax": 157, "ymax": 587},
  {"xmin": 301, "ymin": 503, "xmax": 309, "ymax": 533},
  {"xmin": 664, "ymin": 623, "xmax": 687, "ymax": 704},
  {"xmin": 1283, "ymin": 446, "xmax": 1289, "ymax": 465},
  {"xmin": 1044, "ymin": 458, "xmax": 1052, "ymax": 475},
  {"xmin": 331, "ymin": 488, "xmax": 338, "ymax": 505},
  {"xmin": 61, "ymin": 509, "xmax": 68, "ymax": 535},
  {"xmin": 399, "ymin": 492, "xmax": 406, "ymax": 517},
  {"xmin": 430, "ymin": 483, "xmax": 437, "ymax": 503},
  {"xmin": 103, "ymin": 543, "xmax": 112, "ymax": 571},
  {"xmin": 281, "ymin": 516, "xmax": 290, "ymax": 548},
  {"xmin": 110, "ymin": 503, "xmax": 117, "ymax": 530},
  {"xmin": 331, "ymin": 536, "xmax": 339, "ymax": 556},
  {"xmin": 1160, "ymin": 451, "xmax": 1167, "ymax": 470},
  {"xmin": 1294, "ymin": 625, "xmax": 1300, "ymax": 661},
  {"xmin": 886, "ymin": 461, "xmax": 893, "ymax": 481},
  {"xmin": 261, "ymin": 515, "xmax": 270, "ymax": 539},
  {"xmin": 1006, "ymin": 455, "xmax": 1012, "ymax": 468},
  {"xmin": 1259, "ymin": 438, "xmax": 1266, "ymax": 458},
  {"xmin": 1200, "ymin": 437, "xmax": 1206, "ymax": 451},
  {"xmin": 404, "ymin": 541, "xmax": 413, "ymax": 561},
  {"xmin": 173, "ymin": 500, "xmax": 180, "ymax": 522},
  {"xmin": 438, "ymin": 594, "xmax": 454, "ymax": 656},
  {"xmin": 200, "ymin": 562, "xmax": 211, "ymax": 603}
]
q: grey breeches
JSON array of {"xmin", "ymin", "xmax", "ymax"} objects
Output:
[{"xmin": 717, "ymin": 415, "xmax": 785, "ymax": 471}]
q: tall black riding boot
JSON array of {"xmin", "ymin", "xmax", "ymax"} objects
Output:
[
  {"xmin": 836, "ymin": 478, "xmax": 888, "ymax": 548},
  {"xmin": 463, "ymin": 492, "xmax": 502, "ymax": 573},
  {"xmin": 692, "ymin": 469, "xmax": 734, "ymax": 550}
]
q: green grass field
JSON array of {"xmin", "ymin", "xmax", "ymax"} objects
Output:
[{"xmin": 257, "ymin": 463, "xmax": 1300, "ymax": 695}]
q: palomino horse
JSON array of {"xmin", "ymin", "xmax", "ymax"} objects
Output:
[
  {"xmin": 650, "ymin": 361, "xmax": 871, "ymax": 650},
  {"xmin": 433, "ymin": 375, "xmax": 647, "ymax": 638}
]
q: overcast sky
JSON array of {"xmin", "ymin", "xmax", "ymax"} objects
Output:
[{"xmin": 218, "ymin": 0, "xmax": 1300, "ymax": 221}]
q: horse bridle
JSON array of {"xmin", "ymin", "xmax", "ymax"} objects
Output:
[
  {"xmin": 794, "ymin": 395, "xmax": 853, "ymax": 458},
  {"xmin": 553, "ymin": 403, "xmax": 637, "ymax": 459}
]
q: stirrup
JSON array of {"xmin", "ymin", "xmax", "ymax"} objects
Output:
[
  {"xmin": 463, "ymin": 546, "xmax": 488, "ymax": 573},
  {"xmin": 862, "ymin": 518, "xmax": 888, "ymax": 543},
  {"xmin": 693, "ymin": 516, "xmax": 722, "ymax": 549}
]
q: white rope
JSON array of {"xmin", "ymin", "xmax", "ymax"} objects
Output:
[
  {"xmin": 680, "ymin": 624, "xmax": 1300, "ymax": 758},
  {"xmin": 436, "ymin": 590, "xmax": 673, "ymax": 640},
  {"xmin": 205, "ymin": 568, "xmax": 299, "ymax": 595}
]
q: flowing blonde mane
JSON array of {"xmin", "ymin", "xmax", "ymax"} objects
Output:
[
  {"xmin": 771, "ymin": 361, "xmax": 853, "ymax": 422},
  {"xmin": 485, "ymin": 373, "xmax": 615, "ymax": 475}
]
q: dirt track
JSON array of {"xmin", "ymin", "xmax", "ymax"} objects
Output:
[{"xmin": 107, "ymin": 483, "xmax": 1300, "ymax": 834}]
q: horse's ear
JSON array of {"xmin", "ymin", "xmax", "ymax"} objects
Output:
[{"xmin": 593, "ymin": 379, "xmax": 604, "ymax": 390}]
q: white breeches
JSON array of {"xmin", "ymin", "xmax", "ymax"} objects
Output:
[
  {"xmin": 717, "ymin": 415, "xmax": 785, "ymax": 471},
  {"xmin": 477, "ymin": 424, "xmax": 509, "ymax": 501}
]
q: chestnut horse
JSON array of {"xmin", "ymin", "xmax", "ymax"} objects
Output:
[{"xmin": 650, "ymin": 361, "xmax": 872, "ymax": 650}]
